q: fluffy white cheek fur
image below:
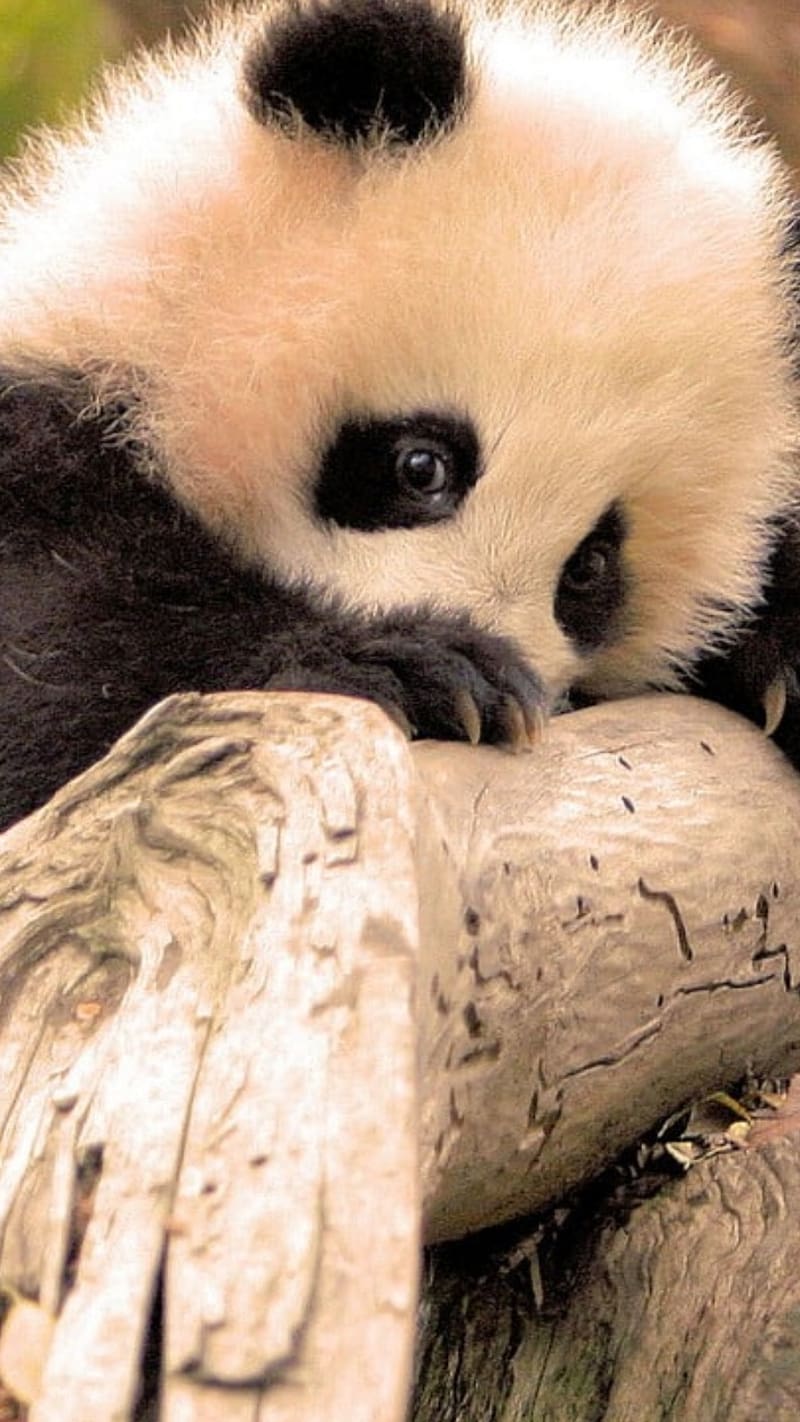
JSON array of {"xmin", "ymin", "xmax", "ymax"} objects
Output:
[
  {"xmin": 257, "ymin": 101, "xmax": 796, "ymax": 695},
  {"xmin": 268, "ymin": 492, "xmax": 588, "ymax": 700}
]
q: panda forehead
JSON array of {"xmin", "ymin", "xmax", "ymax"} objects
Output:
[{"xmin": 279, "ymin": 20, "xmax": 768, "ymax": 328}]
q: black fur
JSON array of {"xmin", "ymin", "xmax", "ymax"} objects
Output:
[
  {"xmin": 0, "ymin": 366, "xmax": 544, "ymax": 830},
  {"xmin": 243, "ymin": 0, "xmax": 468, "ymax": 143},
  {"xmin": 691, "ymin": 209, "xmax": 800, "ymax": 755},
  {"xmin": 555, "ymin": 502, "xmax": 628, "ymax": 652},
  {"xmin": 692, "ymin": 520, "xmax": 800, "ymax": 765},
  {"xmin": 315, "ymin": 410, "xmax": 481, "ymax": 530}
]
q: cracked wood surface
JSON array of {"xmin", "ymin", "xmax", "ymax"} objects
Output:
[
  {"xmin": 1, "ymin": 690, "xmax": 800, "ymax": 1420},
  {"xmin": 417, "ymin": 694, "xmax": 800, "ymax": 1240},
  {"xmin": 0, "ymin": 694, "xmax": 421, "ymax": 1422}
]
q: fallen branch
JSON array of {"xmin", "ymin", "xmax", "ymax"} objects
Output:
[
  {"xmin": 417, "ymin": 694, "xmax": 800, "ymax": 1238},
  {"xmin": 0, "ymin": 690, "xmax": 798, "ymax": 1419}
]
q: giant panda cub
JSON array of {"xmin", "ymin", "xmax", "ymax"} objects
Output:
[{"xmin": 1, "ymin": 0, "xmax": 799, "ymax": 831}]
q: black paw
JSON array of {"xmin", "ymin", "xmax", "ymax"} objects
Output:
[{"xmin": 262, "ymin": 609, "xmax": 547, "ymax": 748}]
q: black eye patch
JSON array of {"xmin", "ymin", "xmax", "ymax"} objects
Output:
[
  {"xmin": 315, "ymin": 410, "xmax": 482, "ymax": 532},
  {"xmin": 555, "ymin": 501, "xmax": 628, "ymax": 651}
]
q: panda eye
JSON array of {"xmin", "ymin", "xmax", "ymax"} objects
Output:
[
  {"xmin": 555, "ymin": 502, "xmax": 628, "ymax": 652},
  {"xmin": 560, "ymin": 540, "xmax": 611, "ymax": 593},
  {"xmin": 395, "ymin": 443, "xmax": 450, "ymax": 496}
]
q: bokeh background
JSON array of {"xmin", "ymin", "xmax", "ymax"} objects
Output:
[
  {"xmin": 0, "ymin": 1, "xmax": 799, "ymax": 180},
  {"xmin": 0, "ymin": 0, "xmax": 203, "ymax": 157}
]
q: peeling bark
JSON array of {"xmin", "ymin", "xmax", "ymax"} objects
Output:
[{"xmin": 0, "ymin": 690, "xmax": 799, "ymax": 1420}]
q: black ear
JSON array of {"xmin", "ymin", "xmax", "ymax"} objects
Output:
[{"xmin": 243, "ymin": 0, "xmax": 468, "ymax": 145}]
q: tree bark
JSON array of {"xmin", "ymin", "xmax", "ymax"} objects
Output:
[
  {"xmin": 414, "ymin": 1129, "xmax": 800, "ymax": 1422},
  {"xmin": 416, "ymin": 694, "xmax": 800, "ymax": 1239},
  {"xmin": 0, "ymin": 690, "xmax": 799, "ymax": 1419}
]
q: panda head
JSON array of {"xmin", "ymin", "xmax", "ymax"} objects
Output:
[{"xmin": 1, "ymin": 0, "xmax": 797, "ymax": 706}]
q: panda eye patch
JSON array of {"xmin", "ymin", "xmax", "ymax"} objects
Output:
[
  {"xmin": 555, "ymin": 501, "xmax": 628, "ymax": 651},
  {"xmin": 315, "ymin": 411, "xmax": 481, "ymax": 531}
]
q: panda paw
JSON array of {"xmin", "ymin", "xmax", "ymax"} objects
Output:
[{"xmin": 262, "ymin": 613, "xmax": 548, "ymax": 749}]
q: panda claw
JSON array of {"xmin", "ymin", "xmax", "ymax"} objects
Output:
[
  {"xmin": 503, "ymin": 695, "xmax": 533, "ymax": 752},
  {"xmin": 522, "ymin": 700, "xmax": 547, "ymax": 747},
  {"xmin": 455, "ymin": 688, "xmax": 482, "ymax": 745},
  {"xmin": 762, "ymin": 674, "xmax": 788, "ymax": 737}
]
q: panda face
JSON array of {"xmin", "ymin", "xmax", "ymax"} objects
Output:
[
  {"xmin": 0, "ymin": 0, "xmax": 796, "ymax": 708},
  {"xmin": 234, "ymin": 22, "xmax": 796, "ymax": 699}
]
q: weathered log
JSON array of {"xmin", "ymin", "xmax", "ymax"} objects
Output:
[
  {"xmin": 0, "ymin": 690, "xmax": 799, "ymax": 1420},
  {"xmin": 417, "ymin": 694, "xmax": 800, "ymax": 1238},
  {"xmin": 413, "ymin": 1129, "xmax": 800, "ymax": 1422},
  {"xmin": 0, "ymin": 695, "xmax": 421, "ymax": 1422}
]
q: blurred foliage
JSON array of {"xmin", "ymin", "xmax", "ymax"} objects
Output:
[
  {"xmin": 0, "ymin": 0, "xmax": 207, "ymax": 162},
  {"xmin": 0, "ymin": 0, "xmax": 117, "ymax": 160},
  {"xmin": 108, "ymin": 1, "xmax": 206, "ymax": 46}
]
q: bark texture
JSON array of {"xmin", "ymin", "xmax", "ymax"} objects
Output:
[
  {"xmin": 417, "ymin": 695, "xmax": 800, "ymax": 1238},
  {"xmin": 0, "ymin": 694, "xmax": 421, "ymax": 1422},
  {"xmin": 414, "ymin": 1131, "xmax": 800, "ymax": 1422},
  {"xmin": 0, "ymin": 690, "xmax": 798, "ymax": 1420}
]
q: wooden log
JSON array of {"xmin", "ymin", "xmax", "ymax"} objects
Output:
[
  {"xmin": 0, "ymin": 695, "xmax": 421, "ymax": 1422},
  {"xmin": 417, "ymin": 695, "xmax": 800, "ymax": 1239},
  {"xmin": 413, "ymin": 1128, "xmax": 800, "ymax": 1422},
  {"xmin": 0, "ymin": 690, "xmax": 799, "ymax": 1419}
]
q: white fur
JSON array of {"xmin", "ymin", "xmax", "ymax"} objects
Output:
[{"xmin": 0, "ymin": 0, "xmax": 796, "ymax": 701}]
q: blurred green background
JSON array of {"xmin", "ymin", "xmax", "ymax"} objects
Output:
[
  {"xmin": 0, "ymin": 0, "xmax": 799, "ymax": 176},
  {"xmin": 0, "ymin": 0, "xmax": 110, "ymax": 157},
  {"xmin": 0, "ymin": 0, "xmax": 205, "ymax": 160}
]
